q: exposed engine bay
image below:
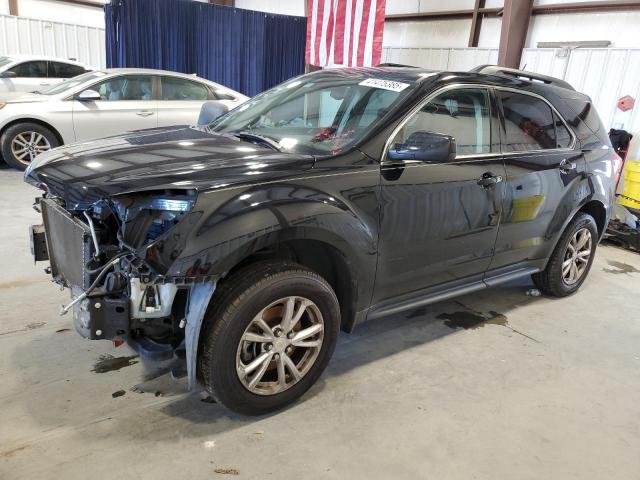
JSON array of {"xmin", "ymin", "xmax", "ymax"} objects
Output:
[{"xmin": 31, "ymin": 190, "xmax": 201, "ymax": 362}]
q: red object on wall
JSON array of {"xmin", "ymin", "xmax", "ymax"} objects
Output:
[{"xmin": 617, "ymin": 95, "xmax": 635, "ymax": 112}]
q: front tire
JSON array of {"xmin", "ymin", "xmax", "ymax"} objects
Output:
[
  {"xmin": 199, "ymin": 261, "xmax": 341, "ymax": 416},
  {"xmin": 0, "ymin": 122, "xmax": 59, "ymax": 171},
  {"xmin": 532, "ymin": 212, "xmax": 598, "ymax": 297}
]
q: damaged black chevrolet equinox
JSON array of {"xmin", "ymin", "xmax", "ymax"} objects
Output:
[{"xmin": 25, "ymin": 66, "xmax": 619, "ymax": 415}]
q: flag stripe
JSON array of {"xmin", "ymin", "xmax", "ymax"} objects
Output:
[
  {"xmin": 333, "ymin": 0, "xmax": 346, "ymax": 65},
  {"xmin": 356, "ymin": 0, "xmax": 372, "ymax": 67},
  {"xmin": 371, "ymin": 0, "xmax": 385, "ymax": 66}
]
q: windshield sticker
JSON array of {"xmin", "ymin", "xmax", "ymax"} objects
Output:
[{"xmin": 359, "ymin": 78, "xmax": 410, "ymax": 92}]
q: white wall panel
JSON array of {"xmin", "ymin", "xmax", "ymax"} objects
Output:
[
  {"xmin": 383, "ymin": 19, "xmax": 471, "ymax": 48},
  {"xmin": 18, "ymin": 0, "xmax": 106, "ymax": 29},
  {"xmin": 381, "ymin": 46, "xmax": 497, "ymax": 70},
  {"xmin": 527, "ymin": 11, "xmax": 640, "ymax": 48},
  {"xmin": 235, "ymin": 0, "xmax": 305, "ymax": 16},
  {"xmin": 0, "ymin": 14, "xmax": 105, "ymax": 68}
]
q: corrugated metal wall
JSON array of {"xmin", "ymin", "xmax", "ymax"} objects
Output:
[
  {"xmin": 382, "ymin": 46, "xmax": 640, "ymax": 157},
  {"xmin": 0, "ymin": 14, "xmax": 105, "ymax": 68}
]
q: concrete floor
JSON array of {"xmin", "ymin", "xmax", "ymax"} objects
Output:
[{"xmin": 1, "ymin": 167, "xmax": 640, "ymax": 480}]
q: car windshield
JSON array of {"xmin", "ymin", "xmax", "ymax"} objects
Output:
[
  {"xmin": 208, "ymin": 74, "xmax": 416, "ymax": 155},
  {"xmin": 39, "ymin": 71, "xmax": 107, "ymax": 95},
  {"xmin": 0, "ymin": 56, "xmax": 16, "ymax": 69}
]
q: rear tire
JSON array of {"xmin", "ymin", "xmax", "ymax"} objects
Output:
[
  {"xmin": 0, "ymin": 122, "xmax": 59, "ymax": 171},
  {"xmin": 198, "ymin": 261, "xmax": 341, "ymax": 416},
  {"xmin": 532, "ymin": 212, "xmax": 598, "ymax": 297}
]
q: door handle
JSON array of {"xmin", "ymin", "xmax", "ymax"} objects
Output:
[
  {"xmin": 558, "ymin": 159, "xmax": 577, "ymax": 174},
  {"xmin": 39, "ymin": 82, "xmax": 50, "ymax": 86},
  {"xmin": 136, "ymin": 110, "xmax": 154, "ymax": 117},
  {"xmin": 477, "ymin": 172, "xmax": 503, "ymax": 188}
]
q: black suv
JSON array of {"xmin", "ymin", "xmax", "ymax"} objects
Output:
[{"xmin": 25, "ymin": 66, "xmax": 620, "ymax": 415}]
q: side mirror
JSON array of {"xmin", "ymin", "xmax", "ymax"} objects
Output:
[
  {"xmin": 0, "ymin": 71, "xmax": 17, "ymax": 79},
  {"xmin": 76, "ymin": 89, "xmax": 101, "ymax": 101},
  {"xmin": 388, "ymin": 131, "xmax": 456, "ymax": 163},
  {"xmin": 197, "ymin": 101, "xmax": 229, "ymax": 126}
]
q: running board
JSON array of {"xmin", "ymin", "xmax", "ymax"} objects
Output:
[{"xmin": 367, "ymin": 267, "xmax": 539, "ymax": 320}]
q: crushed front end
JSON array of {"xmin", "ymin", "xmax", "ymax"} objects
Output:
[{"xmin": 30, "ymin": 190, "xmax": 202, "ymax": 362}]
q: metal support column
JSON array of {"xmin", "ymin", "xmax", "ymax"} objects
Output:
[{"xmin": 498, "ymin": 0, "xmax": 534, "ymax": 68}]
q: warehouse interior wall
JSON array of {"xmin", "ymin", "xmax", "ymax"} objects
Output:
[
  {"xmin": 235, "ymin": 0, "xmax": 304, "ymax": 16},
  {"xmin": 0, "ymin": 0, "xmax": 106, "ymax": 28}
]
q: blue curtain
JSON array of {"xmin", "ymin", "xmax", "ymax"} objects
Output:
[{"xmin": 104, "ymin": 0, "xmax": 307, "ymax": 97}]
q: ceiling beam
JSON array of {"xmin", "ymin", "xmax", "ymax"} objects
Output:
[
  {"xmin": 386, "ymin": 1, "xmax": 640, "ymax": 21},
  {"xmin": 56, "ymin": 0, "xmax": 105, "ymax": 8},
  {"xmin": 533, "ymin": 1, "xmax": 640, "ymax": 14}
]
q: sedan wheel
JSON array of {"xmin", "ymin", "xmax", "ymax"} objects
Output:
[
  {"xmin": 1, "ymin": 122, "xmax": 60, "ymax": 170},
  {"xmin": 236, "ymin": 296, "xmax": 324, "ymax": 396},
  {"xmin": 11, "ymin": 131, "xmax": 52, "ymax": 165}
]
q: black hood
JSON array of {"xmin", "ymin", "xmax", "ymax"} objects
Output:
[{"xmin": 25, "ymin": 126, "xmax": 315, "ymax": 209}]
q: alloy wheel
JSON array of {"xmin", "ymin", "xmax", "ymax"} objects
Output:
[
  {"xmin": 11, "ymin": 131, "xmax": 51, "ymax": 166},
  {"xmin": 562, "ymin": 227, "xmax": 592, "ymax": 285},
  {"xmin": 236, "ymin": 296, "xmax": 324, "ymax": 396}
]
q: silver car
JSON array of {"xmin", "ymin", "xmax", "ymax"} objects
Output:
[{"xmin": 0, "ymin": 68, "xmax": 248, "ymax": 170}]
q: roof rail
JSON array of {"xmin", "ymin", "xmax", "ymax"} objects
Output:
[
  {"xmin": 376, "ymin": 63, "xmax": 419, "ymax": 68},
  {"xmin": 470, "ymin": 65, "xmax": 575, "ymax": 91}
]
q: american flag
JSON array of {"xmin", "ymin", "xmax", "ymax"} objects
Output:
[{"xmin": 306, "ymin": 0, "xmax": 387, "ymax": 68}]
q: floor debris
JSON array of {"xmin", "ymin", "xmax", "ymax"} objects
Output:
[
  {"xmin": 214, "ymin": 468, "xmax": 239, "ymax": 475},
  {"xmin": 526, "ymin": 288, "xmax": 542, "ymax": 297},
  {"xmin": 111, "ymin": 390, "xmax": 126, "ymax": 398}
]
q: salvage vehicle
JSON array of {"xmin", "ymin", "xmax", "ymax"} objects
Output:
[
  {"xmin": 25, "ymin": 66, "xmax": 620, "ymax": 415},
  {"xmin": 1, "ymin": 68, "xmax": 247, "ymax": 170}
]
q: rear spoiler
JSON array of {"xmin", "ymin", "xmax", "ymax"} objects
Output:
[{"xmin": 470, "ymin": 65, "xmax": 575, "ymax": 91}]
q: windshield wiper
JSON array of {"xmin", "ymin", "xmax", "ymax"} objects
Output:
[{"xmin": 231, "ymin": 131, "xmax": 283, "ymax": 152}]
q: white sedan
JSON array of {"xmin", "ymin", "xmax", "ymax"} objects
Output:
[
  {"xmin": 0, "ymin": 55, "xmax": 91, "ymax": 93},
  {"xmin": 0, "ymin": 68, "xmax": 248, "ymax": 169}
]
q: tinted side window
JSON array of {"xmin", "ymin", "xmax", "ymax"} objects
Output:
[
  {"xmin": 49, "ymin": 62, "xmax": 86, "ymax": 78},
  {"xmin": 8, "ymin": 61, "xmax": 47, "ymax": 77},
  {"xmin": 391, "ymin": 88, "xmax": 492, "ymax": 158},
  {"xmin": 554, "ymin": 112, "xmax": 572, "ymax": 148},
  {"xmin": 500, "ymin": 91, "xmax": 558, "ymax": 152},
  {"xmin": 161, "ymin": 77, "xmax": 209, "ymax": 100},
  {"xmin": 92, "ymin": 76, "xmax": 153, "ymax": 101}
]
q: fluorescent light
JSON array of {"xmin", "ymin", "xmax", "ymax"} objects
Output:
[{"xmin": 86, "ymin": 161, "xmax": 102, "ymax": 169}]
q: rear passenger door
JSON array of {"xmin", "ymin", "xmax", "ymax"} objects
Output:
[
  {"xmin": 488, "ymin": 89, "xmax": 585, "ymax": 272},
  {"xmin": 157, "ymin": 76, "xmax": 213, "ymax": 127}
]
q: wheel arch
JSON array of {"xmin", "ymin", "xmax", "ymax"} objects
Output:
[
  {"xmin": 578, "ymin": 199, "xmax": 607, "ymax": 239},
  {"xmin": 0, "ymin": 117, "xmax": 65, "ymax": 145},
  {"xmin": 220, "ymin": 235, "xmax": 362, "ymax": 333}
]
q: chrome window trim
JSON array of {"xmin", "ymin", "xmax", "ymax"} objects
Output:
[{"xmin": 381, "ymin": 83, "xmax": 578, "ymax": 166}]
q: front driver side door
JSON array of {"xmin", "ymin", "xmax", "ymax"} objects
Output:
[
  {"xmin": 373, "ymin": 86, "xmax": 505, "ymax": 306},
  {"xmin": 72, "ymin": 75, "xmax": 158, "ymax": 141}
]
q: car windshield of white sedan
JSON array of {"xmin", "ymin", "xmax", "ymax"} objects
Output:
[
  {"xmin": 209, "ymin": 76, "xmax": 414, "ymax": 155},
  {"xmin": 0, "ymin": 56, "xmax": 15, "ymax": 69},
  {"xmin": 40, "ymin": 71, "xmax": 108, "ymax": 95}
]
